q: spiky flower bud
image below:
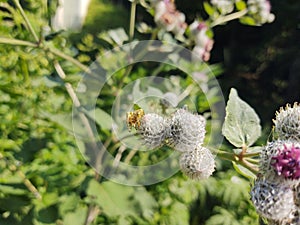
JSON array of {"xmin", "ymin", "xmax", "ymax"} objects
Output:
[
  {"xmin": 259, "ymin": 140, "xmax": 300, "ymax": 184},
  {"xmin": 167, "ymin": 108, "xmax": 206, "ymax": 152},
  {"xmin": 250, "ymin": 179, "xmax": 295, "ymax": 221},
  {"xmin": 273, "ymin": 103, "xmax": 300, "ymax": 141},
  {"xmin": 137, "ymin": 113, "xmax": 167, "ymax": 149},
  {"xmin": 179, "ymin": 145, "xmax": 215, "ymax": 179},
  {"xmin": 279, "ymin": 209, "xmax": 300, "ymax": 225},
  {"xmin": 271, "ymin": 144, "xmax": 300, "ymax": 180}
]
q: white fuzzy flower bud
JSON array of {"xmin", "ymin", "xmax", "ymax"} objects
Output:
[
  {"xmin": 166, "ymin": 108, "xmax": 206, "ymax": 152},
  {"xmin": 179, "ymin": 145, "xmax": 215, "ymax": 179},
  {"xmin": 273, "ymin": 103, "xmax": 300, "ymax": 141},
  {"xmin": 137, "ymin": 113, "xmax": 168, "ymax": 149},
  {"xmin": 250, "ymin": 178, "xmax": 295, "ymax": 221}
]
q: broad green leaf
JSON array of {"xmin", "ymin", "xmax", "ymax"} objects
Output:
[
  {"xmin": 222, "ymin": 88, "xmax": 261, "ymax": 147},
  {"xmin": 232, "ymin": 162, "xmax": 256, "ymax": 180},
  {"xmin": 86, "ymin": 180, "xmax": 136, "ymax": 217},
  {"xmin": 203, "ymin": 2, "xmax": 215, "ymax": 16}
]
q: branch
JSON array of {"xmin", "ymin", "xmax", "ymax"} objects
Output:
[
  {"xmin": 210, "ymin": 9, "xmax": 248, "ymax": 27},
  {"xmin": 0, "ymin": 37, "xmax": 37, "ymax": 47},
  {"xmin": 13, "ymin": 0, "xmax": 39, "ymax": 43}
]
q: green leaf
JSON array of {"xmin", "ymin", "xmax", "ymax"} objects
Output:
[
  {"xmin": 0, "ymin": 139, "xmax": 18, "ymax": 149},
  {"xmin": 167, "ymin": 202, "xmax": 189, "ymax": 225},
  {"xmin": 63, "ymin": 205, "xmax": 88, "ymax": 225},
  {"xmin": 0, "ymin": 184, "xmax": 27, "ymax": 195},
  {"xmin": 41, "ymin": 112, "xmax": 86, "ymax": 137},
  {"xmin": 239, "ymin": 16, "xmax": 258, "ymax": 26},
  {"xmin": 86, "ymin": 180, "xmax": 135, "ymax": 217},
  {"xmin": 108, "ymin": 28, "xmax": 128, "ymax": 46},
  {"xmin": 83, "ymin": 108, "xmax": 115, "ymax": 130},
  {"xmin": 203, "ymin": 2, "xmax": 215, "ymax": 16},
  {"xmin": 133, "ymin": 104, "xmax": 141, "ymax": 110},
  {"xmin": 133, "ymin": 187, "xmax": 158, "ymax": 220},
  {"xmin": 222, "ymin": 88, "xmax": 261, "ymax": 147},
  {"xmin": 232, "ymin": 162, "xmax": 256, "ymax": 180},
  {"xmin": 235, "ymin": 0, "xmax": 247, "ymax": 11},
  {"xmin": 58, "ymin": 194, "xmax": 81, "ymax": 215}
]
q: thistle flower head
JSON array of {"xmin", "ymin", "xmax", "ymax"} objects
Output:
[
  {"xmin": 260, "ymin": 140, "xmax": 300, "ymax": 184},
  {"xmin": 273, "ymin": 103, "xmax": 300, "ymax": 141},
  {"xmin": 137, "ymin": 113, "xmax": 167, "ymax": 149},
  {"xmin": 179, "ymin": 145, "xmax": 215, "ymax": 179},
  {"xmin": 271, "ymin": 144, "xmax": 300, "ymax": 180},
  {"xmin": 166, "ymin": 108, "xmax": 206, "ymax": 152},
  {"xmin": 250, "ymin": 178, "xmax": 295, "ymax": 221}
]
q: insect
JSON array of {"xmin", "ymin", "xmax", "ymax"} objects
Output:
[{"xmin": 126, "ymin": 108, "xmax": 145, "ymax": 131}]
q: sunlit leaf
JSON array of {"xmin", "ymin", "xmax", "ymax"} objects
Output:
[{"xmin": 222, "ymin": 88, "xmax": 261, "ymax": 147}]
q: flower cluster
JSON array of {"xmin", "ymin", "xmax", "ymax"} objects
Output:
[
  {"xmin": 150, "ymin": 0, "xmax": 275, "ymax": 62},
  {"xmin": 251, "ymin": 103, "xmax": 300, "ymax": 224},
  {"xmin": 189, "ymin": 21, "xmax": 214, "ymax": 62},
  {"xmin": 211, "ymin": 0, "xmax": 234, "ymax": 15},
  {"xmin": 151, "ymin": 0, "xmax": 187, "ymax": 36},
  {"xmin": 247, "ymin": 0, "xmax": 275, "ymax": 25},
  {"xmin": 128, "ymin": 107, "xmax": 215, "ymax": 179}
]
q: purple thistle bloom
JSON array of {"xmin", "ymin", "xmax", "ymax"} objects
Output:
[{"xmin": 271, "ymin": 144, "xmax": 300, "ymax": 179}]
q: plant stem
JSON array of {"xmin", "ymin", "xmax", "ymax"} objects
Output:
[
  {"xmin": 18, "ymin": 170, "xmax": 42, "ymax": 199},
  {"xmin": 0, "ymin": 37, "xmax": 96, "ymax": 77},
  {"xmin": 129, "ymin": 0, "xmax": 137, "ymax": 41},
  {"xmin": 5, "ymin": 159, "xmax": 42, "ymax": 200},
  {"xmin": 13, "ymin": 0, "xmax": 39, "ymax": 43},
  {"xmin": 48, "ymin": 46, "xmax": 92, "ymax": 75},
  {"xmin": 214, "ymin": 149, "xmax": 258, "ymax": 175},
  {"xmin": 0, "ymin": 37, "xmax": 37, "ymax": 47},
  {"xmin": 210, "ymin": 9, "xmax": 248, "ymax": 27}
]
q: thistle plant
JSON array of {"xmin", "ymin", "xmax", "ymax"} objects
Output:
[
  {"xmin": 129, "ymin": 87, "xmax": 300, "ymax": 224},
  {"xmin": 251, "ymin": 103, "xmax": 300, "ymax": 224},
  {"xmin": 0, "ymin": 0, "xmax": 287, "ymax": 224}
]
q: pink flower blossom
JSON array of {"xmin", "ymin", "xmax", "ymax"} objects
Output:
[{"xmin": 271, "ymin": 144, "xmax": 300, "ymax": 180}]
